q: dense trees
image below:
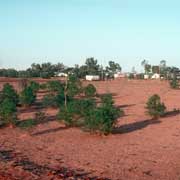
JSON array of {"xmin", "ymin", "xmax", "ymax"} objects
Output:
[
  {"xmin": 106, "ymin": 61, "xmax": 122, "ymax": 73},
  {"xmin": 0, "ymin": 62, "xmax": 65, "ymax": 78}
]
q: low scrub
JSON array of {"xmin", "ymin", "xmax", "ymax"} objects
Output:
[
  {"xmin": 0, "ymin": 84, "xmax": 18, "ymax": 126},
  {"xmin": 170, "ymin": 78, "xmax": 179, "ymax": 89},
  {"xmin": 58, "ymin": 93, "xmax": 123, "ymax": 135},
  {"xmin": 84, "ymin": 84, "xmax": 97, "ymax": 97},
  {"xmin": 146, "ymin": 94, "xmax": 166, "ymax": 119},
  {"xmin": 42, "ymin": 94, "xmax": 58, "ymax": 108},
  {"xmin": 20, "ymin": 86, "xmax": 36, "ymax": 106},
  {"xmin": 0, "ymin": 98, "xmax": 17, "ymax": 126},
  {"xmin": 0, "ymin": 83, "xmax": 19, "ymax": 105},
  {"xmin": 29, "ymin": 81, "xmax": 40, "ymax": 93},
  {"xmin": 84, "ymin": 94, "xmax": 123, "ymax": 134},
  {"xmin": 17, "ymin": 119, "xmax": 37, "ymax": 129},
  {"xmin": 58, "ymin": 98, "xmax": 96, "ymax": 127}
]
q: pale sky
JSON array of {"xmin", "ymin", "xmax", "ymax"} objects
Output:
[{"xmin": 0, "ymin": 0, "xmax": 180, "ymax": 72}]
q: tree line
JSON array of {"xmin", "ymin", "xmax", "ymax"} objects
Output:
[{"xmin": 0, "ymin": 58, "xmax": 121, "ymax": 79}]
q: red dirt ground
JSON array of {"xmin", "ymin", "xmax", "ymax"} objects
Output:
[{"xmin": 1, "ymin": 78, "xmax": 180, "ymax": 180}]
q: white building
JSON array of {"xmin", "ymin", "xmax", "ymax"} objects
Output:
[
  {"xmin": 85, "ymin": 75, "xmax": 100, "ymax": 81},
  {"xmin": 114, "ymin": 72, "xmax": 126, "ymax": 79},
  {"xmin": 151, "ymin": 73, "xmax": 160, "ymax": 79},
  {"xmin": 56, "ymin": 72, "xmax": 68, "ymax": 77},
  {"xmin": 144, "ymin": 74, "xmax": 149, "ymax": 79}
]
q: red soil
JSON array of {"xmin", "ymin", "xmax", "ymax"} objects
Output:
[{"xmin": 1, "ymin": 79, "xmax": 180, "ymax": 180}]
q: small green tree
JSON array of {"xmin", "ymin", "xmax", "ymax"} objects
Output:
[
  {"xmin": 84, "ymin": 84, "xmax": 96, "ymax": 97},
  {"xmin": 170, "ymin": 78, "xmax": 179, "ymax": 89},
  {"xmin": 67, "ymin": 75, "xmax": 82, "ymax": 97},
  {"xmin": 58, "ymin": 98, "xmax": 96, "ymax": 127},
  {"xmin": 58, "ymin": 106, "xmax": 73, "ymax": 127},
  {"xmin": 0, "ymin": 98, "xmax": 17, "ymax": 126},
  {"xmin": 42, "ymin": 94, "xmax": 58, "ymax": 108},
  {"xmin": 47, "ymin": 81, "xmax": 64, "ymax": 94},
  {"xmin": 20, "ymin": 87, "xmax": 36, "ymax": 106},
  {"xmin": 146, "ymin": 94, "xmax": 166, "ymax": 119},
  {"xmin": 29, "ymin": 81, "xmax": 40, "ymax": 93},
  {"xmin": 0, "ymin": 83, "xmax": 19, "ymax": 105},
  {"xmin": 84, "ymin": 94, "xmax": 123, "ymax": 134}
]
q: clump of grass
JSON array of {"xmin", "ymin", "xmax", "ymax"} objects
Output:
[{"xmin": 17, "ymin": 119, "xmax": 37, "ymax": 129}]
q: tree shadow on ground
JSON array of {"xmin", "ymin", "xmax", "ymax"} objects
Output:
[
  {"xmin": 0, "ymin": 149, "xmax": 110, "ymax": 180},
  {"xmin": 18, "ymin": 102, "xmax": 44, "ymax": 113},
  {"xmin": 96, "ymin": 93, "xmax": 118, "ymax": 98},
  {"xmin": 117, "ymin": 104, "xmax": 136, "ymax": 109},
  {"xmin": 112, "ymin": 119, "xmax": 161, "ymax": 134},
  {"xmin": 31, "ymin": 126, "xmax": 69, "ymax": 136},
  {"xmin": 18, "ymin": 106, "xmax": 44, "ymax": 113},
  {"xmin": 162, "ymin": 109, "xmax": 180, "ymax": 118},
  {"xmin": 16, "ymin": 115, "xmax": 58, "ymax": 130}
]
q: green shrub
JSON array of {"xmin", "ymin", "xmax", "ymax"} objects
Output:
[
  {"xmin": 47, "ymin": 81, "xmax": 64, "ymax": 93},
  {"xmin": 58, "ymin": 106, "xmax": 73, "ymax": 127},
  {"xmin": 20, "ymin": 87, "xmax": 36, "ymax": 106},
  {"xmin": 66, "ymin": 75, "xmax": 82, "ymax": 97},
  {"xmin": 85, "ymin": 104, "xmax": 122, "ymax": 135},
  {"xmin": 84, "ymin": 84, "xmax": 96, "ymax": 97},
  {"xmin": 41, "ymin": 72, "xmax": 51, "ymax": 79},
  {"xmin": 58, "ymin": 98, "xmax": 96, "ymax": 127},
  {"xmin": 0, "ymin": 83, "xmax": 19, "ymax": 105},
  {"xmin": 101, "ymin": 93, "xmax": 114, "ymax": 106},
  {"xmin": 42, "ymin": 94, "xmax": 58, "ymax": 108},
  {"xmin": 84, "ymin": 94, "xmax": 123, "ymax": 134},
  {"xmin": 170, "ymin": 78, "xmax": 179, "ymax": 89},
  {"xmin": 17, "ymin": 119, "xmax": 37, "ymax": 129},
  {"xmin": 0, "ymin": 98, "xmax": 17, "ymax": 126},
  {"xmin": 29, "ymin": 81, "xmax": 40, "ymax": 93},
  {"xmin": 146, "ymin": 94, "xmax": 166, "ymax": 119},
  {"xmin": 39, "ymin": 83, "xmax": 47, "ymax": 90}
]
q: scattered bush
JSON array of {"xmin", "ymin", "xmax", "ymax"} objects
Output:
[
  {"xmin": 20, "ymin": 87, "xmax": 36, "ymax": 106},
  {"xmin": 0, "ymin": 98, "xmax": 17, "ymax": 126},
  {"xmin": 58, "ymin": 98, "xmax": 96, "ymax": 127},
  {"xmin": 84, "ymin": 94, "xmax": 123, "ymax": 134},
  {"xmin": 29, "ymin": 81, "xmax": 40, "ymax": 93},
  {"xmin": 84, "ymin": 84, "xmax": 96, "ymax": 97},
  {"xmin": 146, "ymin": 94, "xmax": 166, "ymax": 119},
  {"xmin": 66, "ymin": 75, "xmax": 82, "ymax": 97},
  {"xmin": 47, "ymin": 81, "xmax": 64, "ymax": 93},
  {"xmin": 58, "ymin": 106, "xmax": 74, "ymax": 127},
  {"xmin": 39, "ymin": 83, "xmax": 47, "ymax": 90},
  {"xmin": 170, "ymin": 78, "xmax": 179, "ymax": 89},
  {"xmin": 42, "ymin": 94, "xmax": 58, "ymax": 108},
  {"xmin": 0, "ymin": 83, "xmax": 19, "ymax": 105},
  {"xmin": 17, "ymin": 119, "xmax": 37, "ymax": 129}
]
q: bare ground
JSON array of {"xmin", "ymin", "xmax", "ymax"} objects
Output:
[{"xmin": 1, "ymin": 79, "xmax": 180, "ymax": 180}]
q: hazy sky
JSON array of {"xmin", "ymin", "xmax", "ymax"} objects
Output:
[{"xmin": 0, "ymin": 0, "xmax": 180, "ymax": 72}]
